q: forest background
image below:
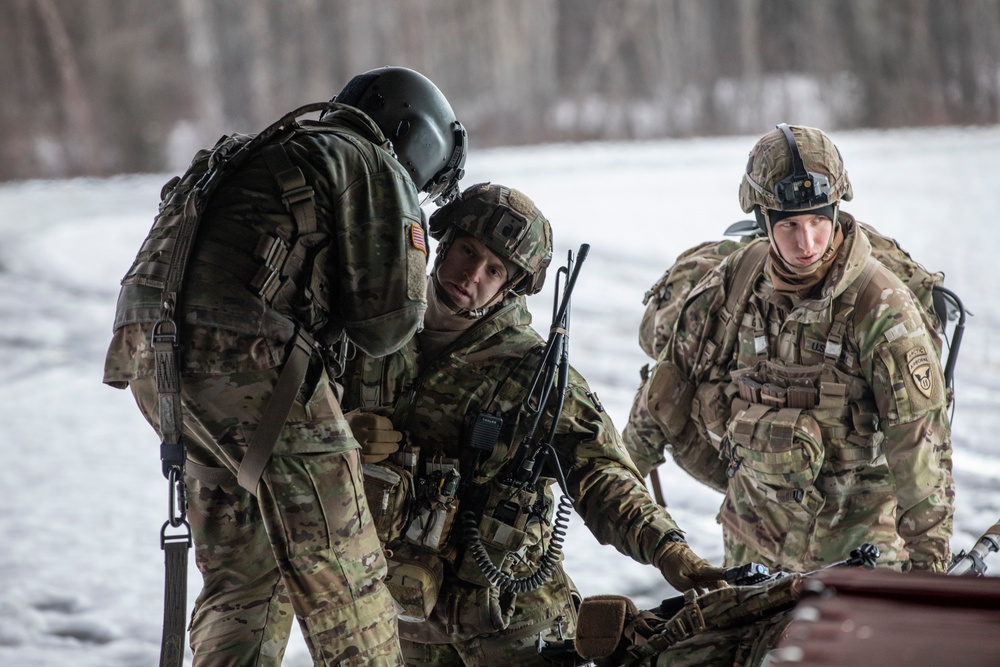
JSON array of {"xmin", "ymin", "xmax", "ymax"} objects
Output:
[{"xmin": 4, "ymin": 0, "xmax": 1000, "ymax": 182}]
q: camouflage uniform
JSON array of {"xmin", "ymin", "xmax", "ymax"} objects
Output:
[
  {"xmin": 342, "ymin": 294, "xmax": 686, "ymax": 666},
  {"xmin": 633, "ymin": 214, "xmax": 954, "ymax": 573},
  {"xmin": 627, "ymin": 124, "xmax": 953, "ymax": 575},
  {"xmin": 104, "ymin": 104, "xmax": 430, "ymax": 665}
]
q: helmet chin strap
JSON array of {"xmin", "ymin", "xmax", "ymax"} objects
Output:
[{"xmin": 431, "ymin": 272, "xmax": 495, "ymax": 320}]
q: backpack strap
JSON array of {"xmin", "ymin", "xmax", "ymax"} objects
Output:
[
  {"xmin": 701, "ymin": 240, "xmax": 769, "ymax": 381},
  {"xmin": 826, "ymin": 256, "xmax": 880, "ymax": 361}
]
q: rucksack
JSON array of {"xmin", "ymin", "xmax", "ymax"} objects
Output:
[
  {"xmin": 634, "ymin": 218, "xmax": 959, "ymax": 493},
  {"xmin": 639, "ymin": 220, "xmax": 949, "ymax": 364}
]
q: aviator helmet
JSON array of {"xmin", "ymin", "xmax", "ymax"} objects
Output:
[
  {"xmin": 328, "ymin": 66, "xmax": 467, "ymax": 205},
  {"xmin": 428, "ymin": 183, "xmax": 553, "ymax": 316},
  {"xmin": 739, "ymin": 124, "xmax": 853, "ymax": 233}
]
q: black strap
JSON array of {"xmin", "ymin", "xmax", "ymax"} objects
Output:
[{"xmin": 159, "ymin": 525, "xmax": 192, "ymax": 667}]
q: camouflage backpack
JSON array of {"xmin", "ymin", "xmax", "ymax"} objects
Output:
[
  {"xmin": 639, "ymin": 221, "xmax": 946, "ymax": 365},
  {"xmin": 633, "ymin": 219, "xmax": 952, "ymax": 492},
  {"xmin": 573, "ymin": 574, "xmax": 806, "ymax": 667}
]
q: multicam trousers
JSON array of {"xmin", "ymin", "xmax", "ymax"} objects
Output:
[{"xmin": 128, "ymin": 365, "xmax": 402, "ymax": 667}]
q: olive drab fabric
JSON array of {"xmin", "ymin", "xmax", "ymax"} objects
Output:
[
  {"xmin": 340, "ymin": 293, "xmax": 687, "ymax": 665},
  {"xmin": 103, "ymin": 104, "xmax": 431, "ymax": 666},
  {"xmin": 626, "ymin": 214, "xmax": 954, "ymax": 574}
]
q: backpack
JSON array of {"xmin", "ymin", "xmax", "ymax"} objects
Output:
[
  {"xmin": 639, "ymin": 220, "xmax": 948, "ymax": 364},
  {"xmin": 634, "ymin": 218, "xmax": 957, "ymax": 493},
  {"xmin": 573, "ymin": 574, "xmax": 805, "ymax": 666}
]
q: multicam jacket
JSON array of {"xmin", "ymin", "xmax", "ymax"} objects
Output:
[
  {"xmin": 640, "ymin": 215, "xmax": 953, "ymax": 572},
  {"xmin": 341, "ymin": 294, "xmax": 683, "ymax": 638},
  {"xmin": 104, "ymin": 104, "xmax": 427, "ymax": 390}
]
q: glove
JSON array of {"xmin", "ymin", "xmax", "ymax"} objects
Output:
[
  {"xmin": 345, "ymin": 410, "xmax": 403, "ymax": 464},
  {"xmin": 656, "ymin": 541, "xmax": 729, "ymax": 594}
]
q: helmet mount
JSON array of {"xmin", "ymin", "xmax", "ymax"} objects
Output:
[{"xmin": 772, "ymin": 123, "xmax": 833, "ymax": 211}]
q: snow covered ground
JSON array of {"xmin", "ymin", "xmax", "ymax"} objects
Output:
[{"xmin": 2, "ymin": 125, "xmax": 998, "ymax": 666}]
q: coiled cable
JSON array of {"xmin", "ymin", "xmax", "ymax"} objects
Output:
[{"xmin": 461, "ymin": 493, "xmax": 573, "ymax": 594}]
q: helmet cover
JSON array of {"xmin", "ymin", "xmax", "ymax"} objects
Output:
[
  {"xmin": 428, "ymin": 182, "xmax": 553, "ymax": 295},
  {"xmin": 739, "ymin": 124, "xmax": 853, "ymax": 216}
]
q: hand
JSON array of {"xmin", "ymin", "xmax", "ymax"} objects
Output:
[
  {"xmin": 345, "ymin": 410, "xmax": 403, "ymax": 464},
  {"xmin": 656, "ymin": 541, "xmax": 729, "ymax": 594}
]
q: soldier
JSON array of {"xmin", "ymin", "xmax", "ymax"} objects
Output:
[
  {"xmin": 340, "ymin": 182, "xmax": 727, "ymax": 666},
  {"xmin": 626, "ymin": 124, "xmax": 954, "ymax": 574},
  {"xmin": 103, "ymin": 67, "xmax": 467, "ymax": 666}
]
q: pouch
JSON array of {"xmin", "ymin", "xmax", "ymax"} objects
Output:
[
  {"xmin": 726, "ymin": 404, "xmax": 824, "ymax": 495},
  {"xmin": 385, "ymin": 545, "xmax": 444, "ymax": 623},
  {"xmin": 361, "ymin": 462, "xmax": 412, "ymax": 544}
]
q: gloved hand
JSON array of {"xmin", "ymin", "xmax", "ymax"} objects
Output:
[
  {"xmin": 656, "ymin": 540, "xmax": 729, "ymax": 594},
  {"xmin": 345, "ymin": 409, "xmax": 403, "ymax": 464}
]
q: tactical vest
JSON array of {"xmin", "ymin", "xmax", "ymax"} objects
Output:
[
  {"xmin": 350, "ymin": 300, "xmax": 560, "ymax": 638},
  {"xmin": 574, "ymin": 574, "xmax": 804, "ymax": 667},
  {"xmin": 631, "ymin": 216, "xmax": 948, "ymax": 496}
]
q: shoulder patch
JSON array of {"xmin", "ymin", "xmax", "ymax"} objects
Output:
[
  {"xmin": 906, "ymin": 346, "xmax": 934, "ymax": 399},
  {"xmin": 410, "ymin": 222, "xmax": 427, "ymax": 255}
]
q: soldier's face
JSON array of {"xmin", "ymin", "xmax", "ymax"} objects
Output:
[
  {"xmin": 437, "ymin": 236, "xmax": 509, "ymax": 310},
  {"xmin": 771, "ymin": 213, "xmax": 834, "ymax": 268}
]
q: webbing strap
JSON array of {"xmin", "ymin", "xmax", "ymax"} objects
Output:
[
  {"xmin": 149, "ymin": 104, "xmax": 326, "ymax": 667},
  {"xmin": 704, "ymin": 241, "xmax": 769, "ymax": 380},
  {"xmin": 262, "ymin": 142, "xmax": 317, "ymax": 234},
  {"xmin": 237, "ymin": 331, "xmax": 315, "ymax": 494},
  {"xmin": 159, "ymin": 527, "xmax": 191, "ymax": 667}
]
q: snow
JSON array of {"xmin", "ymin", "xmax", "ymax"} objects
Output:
[{"xmin": 2, "ymin": 126, "xmax": 999, "ymax": 666}]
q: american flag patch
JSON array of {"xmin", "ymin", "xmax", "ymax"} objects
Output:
[{"xmin": 410, "ymin": 223, "xmax": 427, "ymax": 255}]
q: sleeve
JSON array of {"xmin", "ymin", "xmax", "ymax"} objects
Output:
[
  {"xmin": 333, "ymin": 166, "xmax": 428, "ymax": 358},
  {"xmin": 859, "ymin": 287, "xmax": 954, "ymax": 571},
  {"xmin": 554, "ymin": 375, "xmax": 684, "ymax": 567}
]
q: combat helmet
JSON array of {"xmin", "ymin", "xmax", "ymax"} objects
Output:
[
  {"xmin": 739, "ymin": 124, "xmax": 853, "ymax": 232},
  {"xmin": 429, "ymin": 182, "xmax": 553, "ymax": 300},
  {"xmin": 329, "ymin": 66, "xmax": 467, "ymax": 205}
]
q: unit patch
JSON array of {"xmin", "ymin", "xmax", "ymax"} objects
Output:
[{"xmin": 906, "ymin": 346, "xmax": 933, "ymax": 398}]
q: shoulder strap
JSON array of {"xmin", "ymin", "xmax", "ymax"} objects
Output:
[
  {"xmin": 827, "ymin": 256, "xmax": 880, "ymax": 361},
  {"xmin": 701, "ymin": 240, "xmax": 769, "ymax": 380}
]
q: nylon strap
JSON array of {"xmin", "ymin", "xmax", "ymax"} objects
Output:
[
  {"xmin": 703, "ymin": 241, "xmax": 769, "ymax": 380},
  {"xmin": 237, "ymin": 331, "xmax": 315, "ymax": 494},
  {"xmin": 159, "ymin": 530, "xmax": 191, "ymax": 667}
]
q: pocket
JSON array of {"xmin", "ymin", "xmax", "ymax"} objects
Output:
[
  {"xmin": 361, "ymin": 462, "xmax": 413, "ymax": 544},
  {"xmin": 455, "ymin": 480, "xmax": 543, "ymax": 588},
  {"xmin": 404, "ymin": 460, "xmax": 461, "ymax": 554},
  {"xmin": 385, "ymin": 545, "xmax": 443, "ymax": 623},
  {"xmin": 727, "ymin": 405, "xmax": 824, "ymax": 493}
]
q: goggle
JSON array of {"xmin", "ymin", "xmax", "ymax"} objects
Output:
[{"xmin": 773, "ymin": 123, "xmax": 832, "ymax": 210}]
